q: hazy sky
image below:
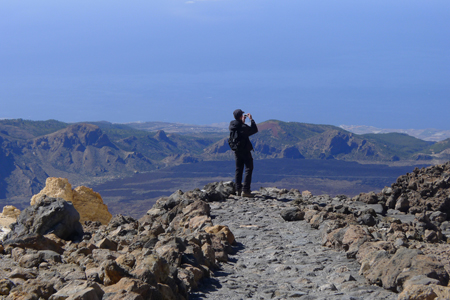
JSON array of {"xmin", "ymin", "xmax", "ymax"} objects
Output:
[{"xmin": 1, "ymin": 0, "xmax": 449, "ymax": 129}]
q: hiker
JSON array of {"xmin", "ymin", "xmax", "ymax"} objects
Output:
[{"xmin": 229, "ymin": 109, "xmax": 258, "ymax": 197}]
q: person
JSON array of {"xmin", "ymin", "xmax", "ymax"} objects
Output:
[{"xmin": 229, "ymin": 109, "xmax": 258, "ymax": 197}]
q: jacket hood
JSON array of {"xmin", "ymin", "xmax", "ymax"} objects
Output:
[{"xmin": 229, "ymin": 120, "xmax": 242, "ymax": 131}]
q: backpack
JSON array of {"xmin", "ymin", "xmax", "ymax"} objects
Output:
[{"xmin": 228, "ymin": 130, "xmax": 245, "ymax": 152}]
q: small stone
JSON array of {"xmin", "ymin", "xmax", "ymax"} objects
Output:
[
  {"xmin": 394, "ymin": 238, "xmax": 406, "ymax": 248},
  {"xmin": 96, "ymin": 238, "xmax": 118, "ymax": 251},
  {"xmin": 319, "ymin": 283, "xmax": 337, "ymax": 291},
  {"xmin": 288, "ymin": 291, "xmax": 307, "ymax": 297}
]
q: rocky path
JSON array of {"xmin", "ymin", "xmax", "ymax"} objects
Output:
[{"xmin": 191, "ymin": 194, "xmax": 397, "ymax": 300}]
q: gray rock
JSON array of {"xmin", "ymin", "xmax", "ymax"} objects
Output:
[
  {"xmin": 8, "ymin": 268, "xmax": 37, "ymax": 280},
  {"xmin": 403, "ymin": 275, "xmax": 440, "ymax": 287},
  {"xmin": 202, "ymin": 181, "xmax": 236, "ymax": 202},
  {"xmin": 39, "ymin": 250, "xmax": 62, "ymax": 264},
  {"xmin": 280, "ymin": 208, "xmax": 305, "ymax": 221},
  {"xmin": 394, "ymin": 238, "xmax": 406, "ymax": 248},
  {"xmin": 319, "ymin": 283, "xmax": 337, "ymax": 291},
  {"xmin": 19, "ymin": 253, "xmax": 42, "ymax": 268},
  {"xmin": 382, "ymin": 187, "xmax": 393, "ymax": 195},
  {"xmin": 395, "ymin": 196, "xmax": 410, "ymax": 212},
  {"xmin": 4, "ymin": 197, "xmax": 83, "ymax": 242},
  {"xmin": 366, "ymin": 204, "xmax": 385, "ymax": 215},
  {"xmin": 106, "ymin": 214, "xmax": 137, "ymax": 231},
  {"xmin": 96, "ymin": 238, "xmax": 118, "ymax": 251},
  {"xmin": 430, "ymin": 211, "xmax": 447, "ymax": 223},
  {"xmin": 357, "ymin": 214, "xmax": 376, "ymax": 226}
]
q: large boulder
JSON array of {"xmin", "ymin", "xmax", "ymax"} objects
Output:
[
  {"xmin": 72, "ymin": 186, "xmax": 112, "ymax": 225},
  {"xmin": 361, "ymin": 247, "xmax": 449, "ymax": 292},
  {"xmin": 31, "ymin": 177, "xmax": 73, "ymax": 205},
  {"xmin": 4, "ymin": 196, "xmax": 83, "ymax": 243},
  {"xmin": 30, "ymin": 177, "xmax": 112, "ymax": 225}
]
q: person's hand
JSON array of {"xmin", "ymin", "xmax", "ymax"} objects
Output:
[{"xmin": 247, "ymin": 113, "xmax": 253, "ymax": 120}]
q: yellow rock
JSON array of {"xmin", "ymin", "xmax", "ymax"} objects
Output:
[
  {"xmin": 204, "ymin": 225, "xmax": 235, "ymax": 245},
  {"xmin": 31, "ymin": 177, "xmax": 73, "ymax": 205},
  {"xmin": 1, "ymin": 205, "xmax": 21, "ymax": 219},
  {"xmin": 73, "ymin": 186, "xmax": 112, "ymax": 225},
  {"xmin": 0, "ymin": 205, "xmax": 19, "ymax": 234},
  {"xmin": 30, "ymin": 177, "xmax": 112, "ymax": 225}
]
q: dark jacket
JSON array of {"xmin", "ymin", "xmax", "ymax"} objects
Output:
[{"xmin": 229, "ymin": 119, "xmax": 258, "ymax": 152}]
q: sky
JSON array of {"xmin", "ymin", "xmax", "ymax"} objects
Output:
[{"xmin": 0, "ymin": 0, "xmax": 449, "ymax": 129}]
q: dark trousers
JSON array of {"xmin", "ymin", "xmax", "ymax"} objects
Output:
[{"xmin": 234, "ymin": 151, "xmax": 253, "ymax": 192}]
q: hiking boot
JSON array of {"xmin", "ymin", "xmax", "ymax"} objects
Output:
[
  {"xmin": 236, "ymin": 189, "xmax": 242, "ymax": 196},
  {"xmin": 242, "ymin": 191, "xmax": 254, "ymax": 198}
]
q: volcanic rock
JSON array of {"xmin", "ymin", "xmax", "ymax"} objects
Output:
[
  {"xmin": 4, "ymin": 196, "xmax": 83, "ymax": 243},
  {"xmin": 280, "ymin": 207, "xmax": 305, "ymax": 221},
  {"xmin": 355, "ymin": 162, "xmax": 450, "ymax": 218},
  {"xmin": 30, "ymin": 177, "xmax": 112, "ymax": 225}
]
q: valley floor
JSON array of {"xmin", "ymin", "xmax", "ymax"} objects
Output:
[
  {"xmin": 190, "ymin": 193, "xmax": 397, "ymax": 300},
  {"xmin": 91, "ymin": 159, "xmax": 426, "ymax": 218}
]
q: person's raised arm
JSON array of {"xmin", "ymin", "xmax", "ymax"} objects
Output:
[{"xmin": 245, "ymin": 113, "xmax": 258, "ymax": 136}]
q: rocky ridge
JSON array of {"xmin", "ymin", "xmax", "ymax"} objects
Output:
[
  {"xmin": 0, "ymin": 182, "xmax": 236, "ymax": 299},
  {"xmin": 283, "ymin": 161, "xmax": 450, "ymax": 299}
]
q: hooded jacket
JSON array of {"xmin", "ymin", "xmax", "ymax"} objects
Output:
[{"xmin": 229, "ymin": 119, "xmax": 258, "ymax": 152}]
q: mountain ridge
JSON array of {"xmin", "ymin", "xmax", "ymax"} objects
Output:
[
  {"xmin": 341, "ymin": 124, "xmax": 450, "ymax": 142},
  {"xmin": 1, "ymin": 119, "xmax": 450, "ymax": 208},
  {"xmin": 0, "ymin": 123, "xmax": 154, "ymax": 201},
  {"xmin": 204, "ymin": 120, "xmax": 448, "ymax": 163}
]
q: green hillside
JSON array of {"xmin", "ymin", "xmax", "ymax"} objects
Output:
[
  {"xmin": 254, "ymin": 120, "xmax": 345, "ymax": 145},
  {"xmin": 361, "ymin": 133, "xmax": 435, "ymax": 158},
  {"xmin": 429, "ymin": 138, "xmax": 450, "ymax": 154},
  {"xmin": 0, "ymin": 119, "xmax": 68, "ymax": 139}
]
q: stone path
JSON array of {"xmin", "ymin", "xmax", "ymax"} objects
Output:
[{"xmin": 190, "ymin": 194, "xmax": 398, "ymax": 300}]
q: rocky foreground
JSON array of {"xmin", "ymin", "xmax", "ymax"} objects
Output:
[{"xmin": 1, "ymin": 162, "xmax": 450, "ymax": 299}]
